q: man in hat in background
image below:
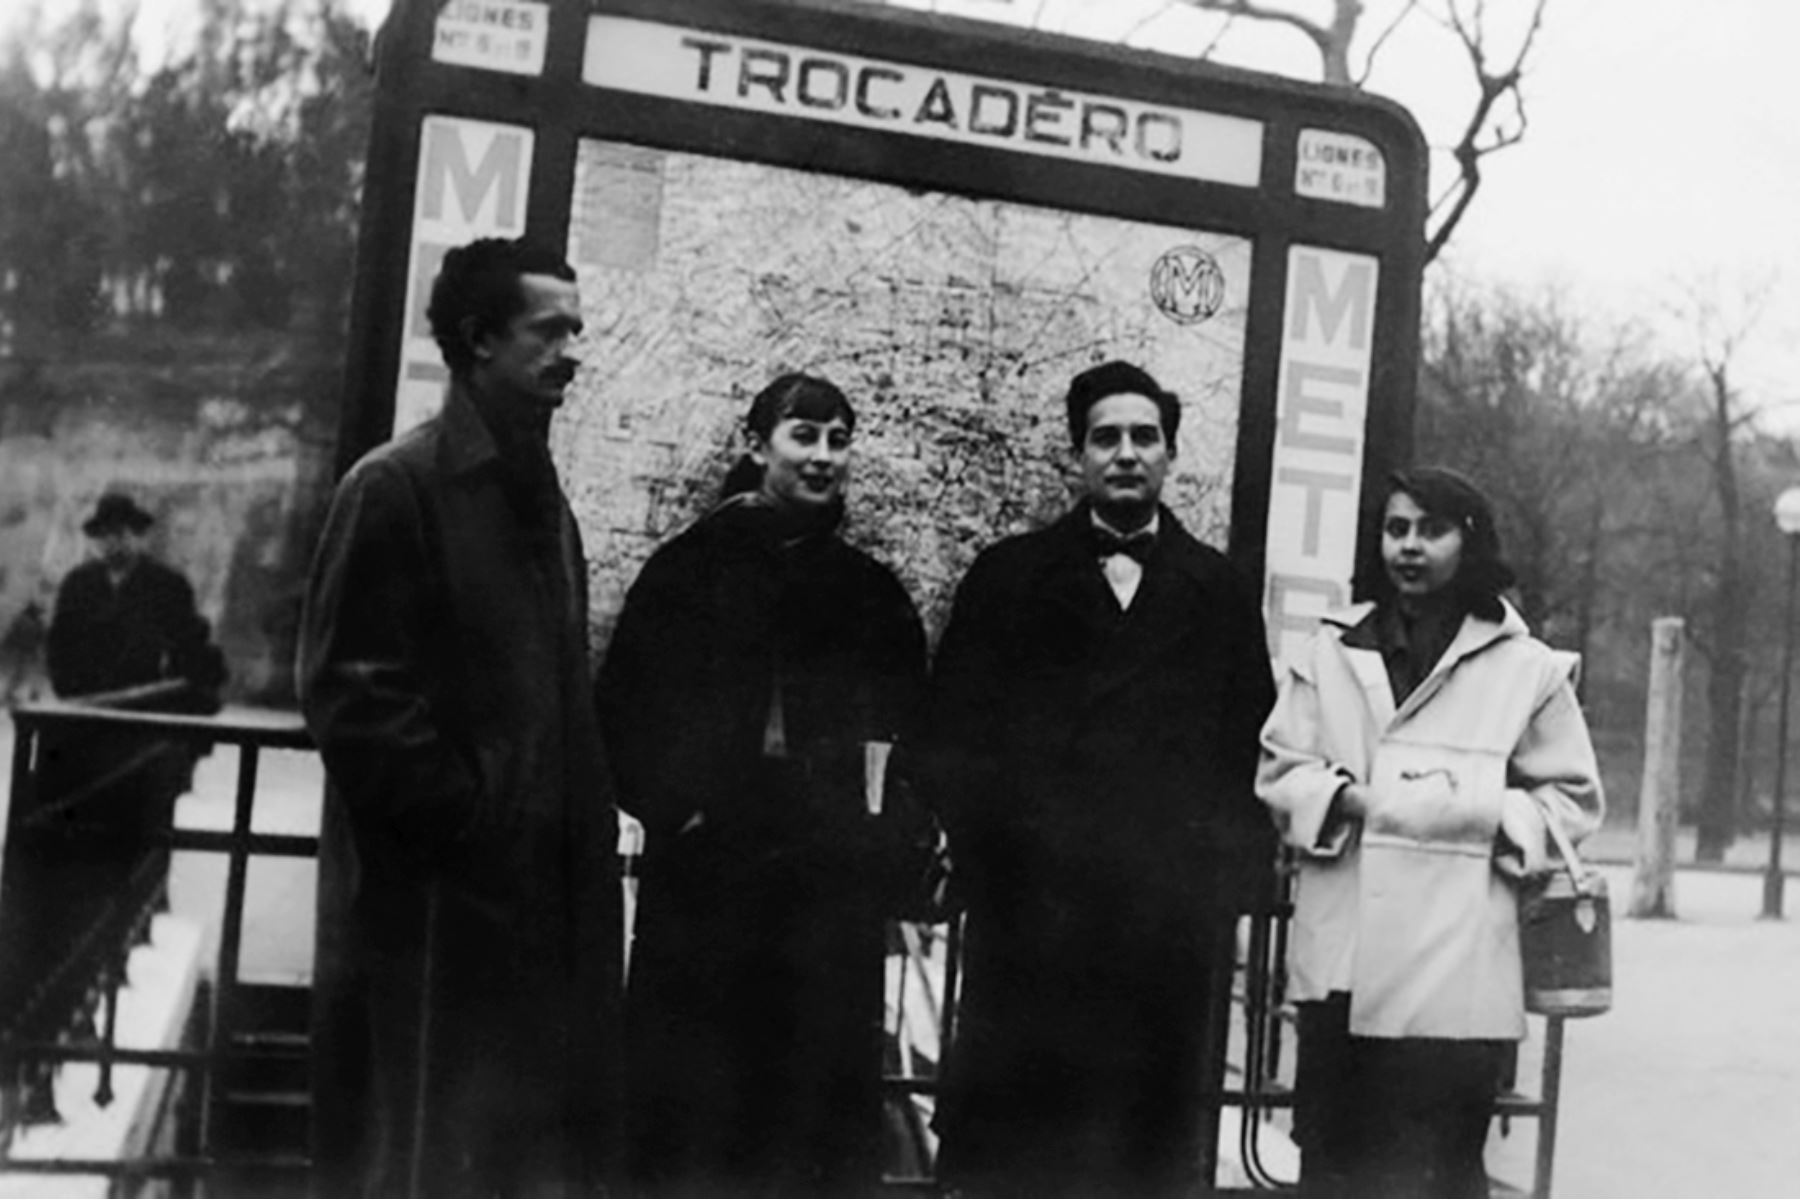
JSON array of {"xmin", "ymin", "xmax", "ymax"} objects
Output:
[
  {"xmin": 24, "ymin": 492, "xmax": 227, "ymax": 992},
  {"xmin": 922, "ymin": 360, "xmax": 1278, "ymax": 1199},
  {"xmin": 48, "ymin": 491, "xmax": 227, "ymax": 710}
]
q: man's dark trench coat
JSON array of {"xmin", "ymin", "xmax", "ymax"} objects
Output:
[
  {"xmin": 922, "ymin": 504, "xmax": 1277, "ymax": 1197},
  {"xmin": 299, "ymin": 388, "xmax": 623, "ymax": 1198}
]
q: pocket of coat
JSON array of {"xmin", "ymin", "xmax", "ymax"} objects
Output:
[
  {"xmin": 1351, "ymin": 837, "xmax": 1499, "ymax": 1036},
  {"xmin": 1365, "ymin": 745, "xmax": 1504, "ymax": 845}
]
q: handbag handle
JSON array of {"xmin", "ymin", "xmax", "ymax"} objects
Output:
[{"xmin": 1538, "ymin": 801, "xmax": 1594, "ymax": 890}]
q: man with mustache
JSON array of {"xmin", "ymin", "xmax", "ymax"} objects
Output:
[
  {"xmin": 924, "ymin": 360, "xmax": 1277, "ymax": 1198},
  {"xmin": 300, "ymin": 238, "xmax": 622, "ymax": 1197}
]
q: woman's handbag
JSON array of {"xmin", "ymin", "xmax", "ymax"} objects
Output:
[{"xmin": 1520, "ymin": 811, "xmax": 1612, "ymax": 1017}]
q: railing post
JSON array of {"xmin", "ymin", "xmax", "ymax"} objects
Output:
[
  {"xmin": 1532, "ymin": 1015, "xmax": 1566, "ymax": 1199},
  {"xmin": 197, "ymin": 740, "xmax": 262, "ymax": 1152},
  {"xmin": 0, "ymin": 701, "xmax": 315, "ymax": 1189},
  {"xmin": 94, "ymin": 953, "xmax": 124, "ymax": 1109},
  {"xmin": 2, "ymin": 715, "xmax": 38, "ymax": 898},
  {"xmin": 21, "ymin": 1058, "xmax": 59, "ymax": 1127},
  {"xmin": 939, "ymin": 914, "xmax": 963, "ymax": 1057}
]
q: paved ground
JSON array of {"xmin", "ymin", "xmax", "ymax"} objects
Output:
[
  {"xmin": 5, "ymin": 709, "xmax": 1800, "ymax": 1195},
  {"xmin": 1489, "ymin": 865, "xmax": 1800, "ymax": 1198}
]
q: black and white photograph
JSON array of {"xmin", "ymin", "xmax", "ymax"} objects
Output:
[{"xmin": 0, "ymin": 2, "xmax": 1794, "ymax": 1197}]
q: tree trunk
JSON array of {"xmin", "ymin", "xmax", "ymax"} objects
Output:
[
  {"xmin": 1699, "ymin": 618, "xmax": 1746, "ymax": 861},
  {"xmin": 1571, "ymin": 498, "xmax": 1604, "ymax": 703},
  {"xmin": 1697, "ymin": 364, "xmax": 1743, "ymax": 862}
]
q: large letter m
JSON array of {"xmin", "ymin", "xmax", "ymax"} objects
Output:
[
  {"xmin": 1286, "ymin": 252, "xmax": 1374, "ymax": 352},
  {"xmin": 420, "ymin": 120, "xmax": 527, "ymax": 228}
]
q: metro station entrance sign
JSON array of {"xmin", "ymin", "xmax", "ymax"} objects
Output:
[{"xmin": 340, "ymin": 0, "xmax": 1427, "ymax": 655}]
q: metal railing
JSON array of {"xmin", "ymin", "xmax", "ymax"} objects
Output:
[
  {"xmin": 1225, "ymin": 895, "xmax": 1570, "ymax": 1198},
  {"xmin": 0, "ymin": 702, "xmax": 1568, "ymax": 1196},
  {"xmin": 0, "ymin": 695, "xmax": 315, "ymax": 1185}
]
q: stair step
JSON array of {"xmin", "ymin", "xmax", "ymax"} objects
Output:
[
  {"xmin": 223, "ymin": 1089, "xmax": 309, "ymax": 1108},
  {"xmin": 219, "ymin": 1037, "xmax": 310, "ymax": 1095},
  {"xmin": 231, "ymin": 1029, "xmax": 308, "ymax": 1051},
  {"xmin": 1492, "ymin": 1089, "xmax": 1545, "ymax": 1116},
  {"xmin": 226, "ymin": 982, "xmax": 311, "ymax": 1037},
  {"xmin": 208, "ymin": 1154, "xmax": 312, "ymax": 1199},
  {"xmin": 209, "ymin": 1089, "xmax": 310, "ymax": 1157}
]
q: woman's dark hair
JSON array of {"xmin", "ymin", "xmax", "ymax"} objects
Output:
[
  {"xmin": 721, "ymin": 373, "xmax": 857, "ymax": 497},
  {"xmin": 1371, "ymin": 465, "xmax": 1517, "ymax": 621}
]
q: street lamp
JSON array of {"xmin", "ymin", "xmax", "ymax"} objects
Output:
[{"xmin": 1764, "ymin": 487, "xmax": 1800, "ymax": 919}]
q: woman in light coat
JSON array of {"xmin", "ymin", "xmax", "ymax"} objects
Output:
[{"xmin": 1257, "ymin": 466, "xmax": 1603, "ymax": 1199}]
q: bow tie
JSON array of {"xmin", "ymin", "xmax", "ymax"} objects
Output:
[{"xmin": 1091, "ymin": 527, "xmax": 1155, "ymax": 562}]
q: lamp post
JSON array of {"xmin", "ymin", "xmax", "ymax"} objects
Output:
[{"xmin": 1763, "ymin": 488, "xmax": 1800, "ymax": 919}]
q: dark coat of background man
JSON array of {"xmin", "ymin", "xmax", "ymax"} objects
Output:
[
  {"xmin": 924, "ymin": 361, "xmax": 1278, "ymax": 1199},
  {"xmin": 44, "ymin": 489, "xmax": 225, "ymax": 820},
  {"xmin": 30, "ymin": 491, "xmax": 228, "ymax": 961},
  {"xmin": 299, "ymin": 237, "xmax": 623, "ymax": 1199},
  {"xmin": 49, "ymin": 491, "xmax": 226, "ymax": 709}
]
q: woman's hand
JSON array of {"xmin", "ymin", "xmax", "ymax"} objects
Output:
[
  {"xmin": 1333, "ymin": 781, "xmax": 1371, "ymax": 821},
  {"xmin": 1314, "ymin": 780, "xmax": 1370, "ymax": 849},
  {"xmin": 1495, "ymin": 794, "xmax": 1550, "ymax": 876}
]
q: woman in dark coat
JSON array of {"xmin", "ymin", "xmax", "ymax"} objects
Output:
[{"xmin": 596, "ymin": 374, "xmax": 930, "ymax": 1198}]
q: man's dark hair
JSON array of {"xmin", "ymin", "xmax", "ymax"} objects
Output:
[
  {"xmin": 426, "ymin": 238, "xmax": 576, "ymax": 376},
  {"xmin": 1367, "ymin": 465, "xmax": 1518, "ymax": 621},
  {"xmin": 1064, "ymin": 360, "xmax": 1180, "ymax": 449}
]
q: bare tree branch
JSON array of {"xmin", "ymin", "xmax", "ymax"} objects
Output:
[
  {"xmin": 1424, "ymin": 0, "xmax": 1548, "ymax": 262},
  {"xmin": 1123, "ymin": 1, "xmax": 1184, "ymax": 43},
  {"xmin": 877, "ymin": 0, "xmax": 1558, "ymax": 266},
  {"xmin": 1353, "ymin": 0, "xmax": 1421, "ymax": 87},
  {"xmin": 1174, "ymin": 0, "xmax": 1341, "ymax": 78},
  {"xmin": 1196, "ymin": 12, "xmax": 1241, "ymax": 59}
]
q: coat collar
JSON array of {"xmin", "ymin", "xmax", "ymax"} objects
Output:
[
  {"xmin": 1042, "ymin": 502, "xmax": 1217, "ymax": 584},
  {"xmin": 436, "ymin": 381, "xmax": 502, "ymax": 479},
  {"xmin": 1035, "ymin": 503, "xmax": 1221, "ymax": 707},
  {"xmin": 1325, "ymin": 599, "xmax": 1529, "ymax": 726}
]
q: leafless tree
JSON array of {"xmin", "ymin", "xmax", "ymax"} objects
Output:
[
  {"xmin": 1667, "ymin": 274, "xmax": 1779, "ymax": 860},
  {"xmin": 902, "ymin": 0, "xmax": 1551, "ymax": 264},
  {"xmin": 1155, "ymin": 0, "xmax": 1550, "ymax": 262}
]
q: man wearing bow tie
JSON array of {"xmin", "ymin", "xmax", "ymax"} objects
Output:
[{"xmin": 925, "ymin": 360, "xmax": 1277, "ymax": 1199}]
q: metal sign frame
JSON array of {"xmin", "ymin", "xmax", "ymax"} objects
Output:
[{"xmin": 338, "ymin": 0, "xmax": 1427, "ymax": 647}]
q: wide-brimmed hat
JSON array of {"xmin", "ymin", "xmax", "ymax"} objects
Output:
[{"xmin": 82, "ymin": 492, "xmax": 155, "ymax": 537}]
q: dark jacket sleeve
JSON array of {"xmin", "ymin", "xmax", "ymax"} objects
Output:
[
  {"xmin": 46, "ymin": 569, "xmax": 98, "ymax": 697},
  {"xmin": 297, "ymin": 459, "xmax": 483, "ymax": 857},
  {"xmin": 917, "ymin": 550, "xmax": 1012, "ymax": 865},
  {"xmin": 867, "ymin": 562, "xmax": 930, "ymax": 746},
  {"xmin": 1211, "ymin": 564, "xmax": 1281, "ymax": 910},
  {"xmin": 148, "ymin": 566, "xmax": 226, "ymax": 712},
  {"xmin": 160, "ymin": 569, "xmax": 227, "ymax": 695},
  {"xmin": 593, "ymin": 549, "xmax": 710, "ymax": 839}
]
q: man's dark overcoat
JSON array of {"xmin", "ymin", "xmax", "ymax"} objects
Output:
[
  {"xmin": 48, "ymin": 555, "xmax": 225, "ymax": 703},
  {"xmin": 299, "ymin": 386, "xmax": 623, "ymax": 1198},
  {"xmin": 595, "ymin": 498, "xmax": 928, "ymax": 1197},
  {"xmin": 924, "ymin": 503, "xmax": 1276, "ymax": 1198},
  {"xmin": 38, "ymin": 545, "xmax": 224, "ymax": 898}
]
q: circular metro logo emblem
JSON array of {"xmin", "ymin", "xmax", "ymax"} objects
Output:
[{"xmin": 1149, "ymin": 246, "xmax": 1225, "ymax": 325}]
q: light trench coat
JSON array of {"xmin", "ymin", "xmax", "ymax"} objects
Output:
[{"xmin": 1257, "ymin": 601, "xmax": 1603, "ymax": 1040}]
